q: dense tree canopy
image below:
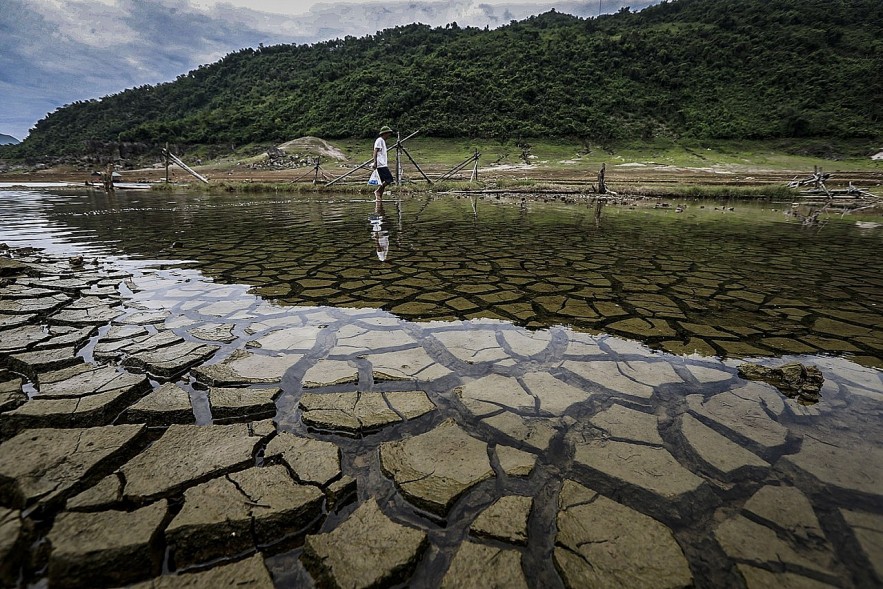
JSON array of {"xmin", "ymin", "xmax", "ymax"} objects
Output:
[{"xmin": 8, "ymin": 0, "xmax": 883, "ymax": 158}]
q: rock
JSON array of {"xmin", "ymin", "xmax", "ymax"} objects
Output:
[
  {"xmin": 0, "ymin": 378, "xmax": 26, "ymax": 413},
  {"xmin": 738, "ymin": 362, "xmax": 824, "ymax": 404},
  {"xmin": 743, "ymin": 486, "xmax": 827, "ymax": 543},
  {"xmin": 188, "ymin": 323, "xmax": 237, "ymax": 344},
  {"xmin": 456, "ymin": 374, "xmax": 536, "ymax": 418},
  {"xmin": 554, "ymin": 480, "xmax": 692, "ymax": 588},
  {"xmin": 208, "ymin": 387, "xmax": 280, "ymax": 421},
  {"xmin": 302, "ymin": 500, "xmax": 427, "ymax": 589},
  {"xmin": 301, "ymin": 360, "xmax": 359, "ymax": 388},
  {"xmin": 680, "ymin": 413, "xmax": 769, "ymax": 475},
  {"xmin": 193, "ymin": 349, "xmax": 300, "ymax": 386},
  {"xmin": 166, "ymin": 465, "xmax": 324, "ymax": 566},
  {"xmin": 520, "ymin": 372, "xmax": 592, "ymax": 415},
  {"xmin": 496, "ymin": 445, "xmax": 536, "ymax": 477},
  {"xmin": 37, "ymin": 364, "xmax": 149, "ymax": 399},
  {"xmin": 840, "ymin": 509, "xmax": 883, "ymax": 579},
  {"xmin": 470, "ymin": 495, "xmax": 532, "ymax": 544},
  {"xmin": 6, "ymin": 346, "xmax": 84, "ymax": 379},
  {"xmin": 264, "ymin": 432, "xmax": 341, "ymax": 486},
  {"xmin": 119, "ymin": 423, "xmax": 269, "ymax": 501},
  {"xmin": 0, "ymin": 424, "xmax": 146, "ymax": 509},
  {"xmin": 49, "ymin": 305, "xmax": 124, "ymax": 326},
  {"xmin": 0, "ymin": 257, "xmax": 28, "ymax": 276},
  {"xmin": 735, "ymin": 564, "xmax": 838, "ymax": 589},
  {"xmin": 380, "ymin": 419, "xmax": 495, "ymax": 515},
  {"xmin": 782, "ymin": 436, "xmax": 883, "ymax": 497},
  {"xmin": 0, "ymin": 324, "xmax": 51, "ymax": 354},
  {"xmin": 66, "ymin": 474, "xmax": 123, "ymax": 511},
  {"xmin": 685, "ymin": 388, "xmax": 789, "ymax": 454},
  {"xmin": 714, "ymin": 514, "xmax": 834, "ymax": 576},
  {"xmin": 0, "ymin": 508, "xmax": 22, "ymax": 585},
  {"xmin": 0, "ymin": 293, "xmax": 69, "ymax": 315},
  {"xmin": 368, "ymin": 347, "xmax": 453, "ymax": 382},
  {"xmin": 123, "ymin": 341, "xmax": 219, "ymax": 378},
  {"xmin": 47, "ymin": 501, "xmax": 167, "ymax": 588},
  {"xmin": 299, "ymin": 391, "xmax": 434, "ymax": 433},
  {"xmin": 590, "ymin": 404, "xmax": 664, "ymax": 445},
  {"xmin": 441, "ymin": 541, "xmax": 528, "ymax": 589},
  {"xmin": 93, "ymin": 330, "xmax": 183, "ymax": 360},
  {"xmin": 1, "ymin": 384, "xmax": 149, "ymax": 435},
  {"xmin": 125, "ymin": 383, "xmax": 194, "ymax": 426},
  {"xmin": 481, "ymin": 413, "xmax": 559, "ymax": 451},
  {"xmin": 126, "ymin": 553, "xmax": 274, "ymax": 589}
]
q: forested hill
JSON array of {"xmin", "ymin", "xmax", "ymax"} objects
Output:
[{"xmin": 8, "ymin": 0, "xmax": 883, "ymax": 158}]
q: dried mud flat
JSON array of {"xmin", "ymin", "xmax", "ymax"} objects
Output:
[{"xmin": 0, "ymin": 248, "xmax": 881, "ymax": 589}]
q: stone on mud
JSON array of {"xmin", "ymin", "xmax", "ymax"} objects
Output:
[
  {"xmin": 127, "ymin": 553, "xmax": 274, "ymax": 589},
  {"xmin": 119, "ymin": 423, "xmax": 269, "ymax": 501},
  {"xmin": 38, "ymin": 364, "xmax": 149, "ymax": 399},
  {"xmin": 0, "ymin": 425, "xmax": 145, "ymax": 508},
  {"xmin": 93, "ymin": 330, "xmax": 183, "ymax": 360},
  {"xmin": 302, "ymin": 500, "xmax": 427, "ymax": 589},
  {"xmin": 736, "ymin": 565, "xmax": 838, "ymax": 589},
  {"xmin": 208, "ymin": 386, "xmax": 280, "ymax": 421},
  {"xmin": 0, "ymin": 508, "xmax": 22, "ymax": 585},
  {"xmin": 125, "ymin": 383, "xmax": 195, "ymax": 425},
  {"xmin": 714, "ymin": 514, "xmax": 834, "ymax": 576},
  {"xmin": 0, "ymin": 378, "xmax": 26, "ymax": 413},
  {"xmin": 6, "ymin": 346, "xmax": 84, "ymax": 379},
  {"xmin": 47, "ymin": 501, "xmax": 166, "ymax": 588},
  {"xmin": 686, "ymin": 387, "xmax": 789, "ymax": 453},
  {"xmin": 124, "ymin": 341, "xmax": 219, "ymax": 378},
  {"xmin": 368, "ymin": 347, "xmax": 453, "ymax": 382},
  {"xmin": 840, "ymin": 509, "xmax": 883, "ymax": 579},
  {"xmin": 554, "ymin": 480, "xmax": 692, "ymax": 589},
  {"xmin": 782, "ymin": 436, "xmax": 883, "ymax": 497},
  {"xmin": 380, "ymin": 419, "xmax": 495, "ymax": 515},
  {"xmin": 590, "ymin": 404, "xmax": 664, "ymax": 445},
  {"xmin": 680, "ymin": 413, "xmax": 769, "ymax": 475},
  {"xmin": 193, "ymin": 349, "xmax": 300, "ymax": 386},
  {"xmin": 166, "ymin": 465, "xmax": 323, "ymax": 566},
  {"xmin": 496, "ymin": 445, "xmax": 536, "ymax": 477},
  {"xmin": 571, "ymin": 437, "xmax": 705, "ymax": 501},
  {"xmin": 440, "ymin": 541, "xmax": 528, "ymax": 589},
  {"xmin": 264, "ymin": 432, "xmax": 341, "ymax": 486},
  {"xmin": 521, "ymin": 372, "xmax": 592, "ymax": 415},
  {"xmin": 456, "ymin": 374, "xmax": 535, "ymax": 417},
  {"xmin": 301, "ymin": 360, "xmax": 359, "ymax": 388},
  {"xmin": 470, "ymin": 495, "xmax": 532, "ymax": 544},
  {"xmin": 49, "ymin": 305, "xmax": 124, "ymax": 326},
  {"xmin": 299, "ymin": 391, "xmax": 434, "ymax": 433}
]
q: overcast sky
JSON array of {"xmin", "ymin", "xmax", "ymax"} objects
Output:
[{"xmin": 0, "ymin": 0, "xmax": 661, "ymax": 141}]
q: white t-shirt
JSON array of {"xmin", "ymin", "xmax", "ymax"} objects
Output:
[{"xmin": 374, "ymin": 137, "xmax": 388, "ymax": 167}]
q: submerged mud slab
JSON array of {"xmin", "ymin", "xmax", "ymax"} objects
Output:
[{"xmin": 0, "ymin": 250, "xmax": 881, "ymax": 589}]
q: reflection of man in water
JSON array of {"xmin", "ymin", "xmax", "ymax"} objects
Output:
[{"xmin": 370, "ymin": 200, "xmax": 389, "ymax": 261}]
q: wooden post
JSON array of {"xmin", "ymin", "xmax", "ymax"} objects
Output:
[
  {"xmin": 395, "ymin": 131, "xmax": 402, "ymax": 186},
  {"xmin": 314, "ymin": 157, "xmax": 321, "ymax": 183},
  {"xmin": 594, "ymin": 198, "xmax": 603, "ymax": 227},
  {"xmin": 470, "ymin": 150, "xmax": 479, "ymax": 181},
  {"xmin": 598, "ymin": 163, "xmax": 607, "ymax": 195},
  {"xmin": 164, "ymin": 142, "xmax": 170, "ymax": 183}
]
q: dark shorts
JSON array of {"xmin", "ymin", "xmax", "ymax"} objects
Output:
[{"xmin": 377, "ymin": 166, "xmax": 394, "ymax": 184}]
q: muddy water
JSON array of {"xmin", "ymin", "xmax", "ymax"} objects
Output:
[{"xmin": 1, "ymin": 189, "xmax": 881, "ymax": 367}]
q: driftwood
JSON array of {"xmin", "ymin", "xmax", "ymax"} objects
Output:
[{"xmin": 786, "ymin": 166, "xmax": 880, "ymax": 224}]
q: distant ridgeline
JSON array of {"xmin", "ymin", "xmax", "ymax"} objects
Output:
[
  {"xmin": 0, "ymin": 134, "xmax": 19, "ymax": 146},
  {"xmin": 7, "ymin": 0, "xmax": 883, "ymax": 158}
]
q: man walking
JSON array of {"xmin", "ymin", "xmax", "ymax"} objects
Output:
[{"xmin": 372, "ymin": 125, "xmax": 395, "ymax": 201}]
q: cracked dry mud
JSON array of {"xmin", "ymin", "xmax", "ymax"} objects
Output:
[{"xmin": 0, "ymin": 250, "xmax": 881, "ymax": 589}]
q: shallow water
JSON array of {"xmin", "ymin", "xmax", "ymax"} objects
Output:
[
  {"xmin": 1, "ymin": 189, "xmax": 882, "ymax": 588},
  {"xmin": 1, "ymin": 189, "xmax": 880, "ymax": 366}
]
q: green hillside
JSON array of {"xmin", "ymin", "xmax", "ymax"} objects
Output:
[{"xmin": 7, "ymin": 0, "xmax": 883, "ymax": 159}]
